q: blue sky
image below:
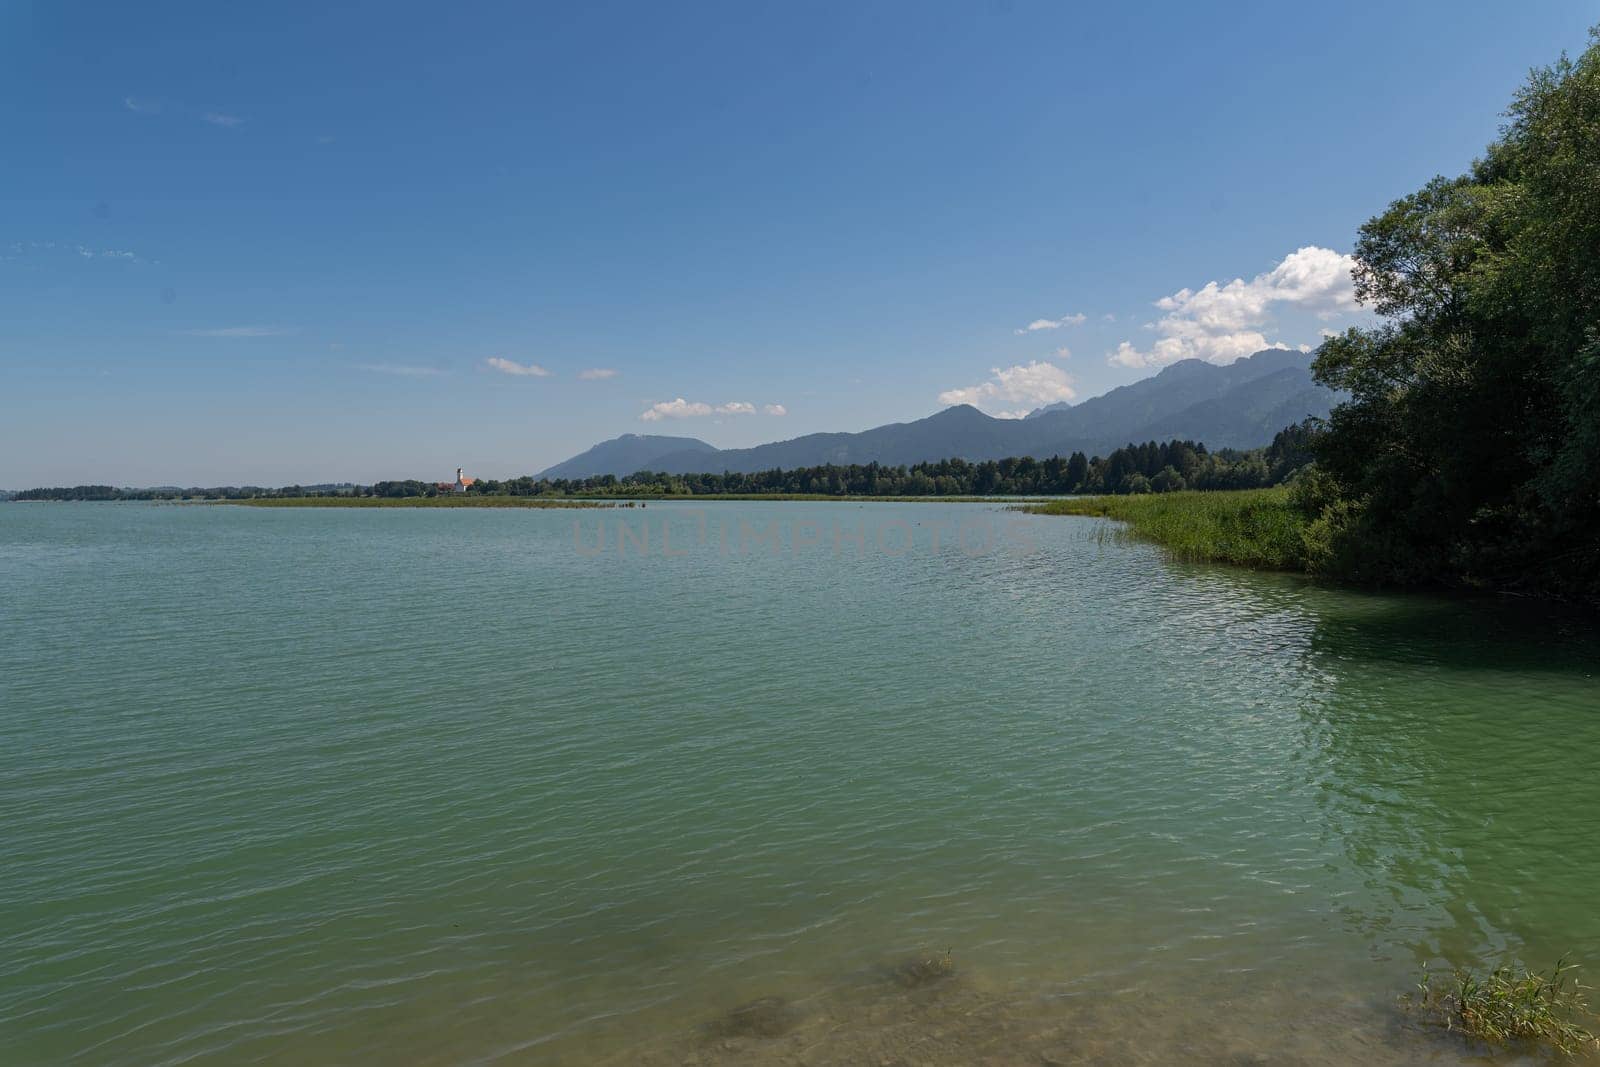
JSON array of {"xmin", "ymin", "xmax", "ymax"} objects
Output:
[{"xmin": 2, "ymin": 1, "xmax": 1594, "ymax": 486}]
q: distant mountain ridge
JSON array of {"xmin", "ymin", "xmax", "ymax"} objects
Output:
[
  {"xmin": 539, "ymin": 434, "xmax": 717, "ymax": 480},
  {"xmin": 540, "ymin": 349, "xmax": 1339, "ymax": 478}
]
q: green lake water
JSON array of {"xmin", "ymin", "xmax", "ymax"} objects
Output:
[{"xmin": 2, "ymin": 501, "xmax": 1598, "ymax": 1065}]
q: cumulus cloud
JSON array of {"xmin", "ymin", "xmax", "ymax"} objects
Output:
[
  {"xmin": 486, "ymin": 357, "xmax": 551, "ymax": 377},
  {"xmin": 640, "ymin": 398, "xmax": 711, "ymax": 420},
  {"xmin": 1053, "ymin": 346, "xmax": 1071, "ymax": 360},
  {"xmin": 177, "ymin": 325, "xmax": 295, "ymax": 337},
  {"xmin": 1014, "ymin": 312, "xmax": 1086, "ymax": 334},
  {"xmin": 203, "ymin": 112, "xmax": 245, "ymax": 128},
  {"xmin": 123, "ymin": 96, "xmax": 160, "ymax": 114},
  {"xmin": 1108, "ymin": 246, "xmax": 1356, "ymax": 368},
  {"xmin": 938, "ymin": 361, "xmax": 1077, "ymax": 418},
  {"xmin": 638, "ymin": 398, "xmax": 782, "ymax": 421},
  {"xmin": 578, "ymin": 367, "xmax": 618, "ymax": 380}
]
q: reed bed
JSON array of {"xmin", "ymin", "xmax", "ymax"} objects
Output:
[{"xmin": 1019, "ymin": 489, "xmax": 1309, "ymax": 570}]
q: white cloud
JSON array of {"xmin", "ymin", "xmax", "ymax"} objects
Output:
[
  {"xmin": 8, "ymin": 241, "xmax": 145, "ymax": 264},
  {"xmin": 1108, "ymin": 245, "xmax": 1356, "ymax": 368},
  {"xmin": 938, "ymin": 361, "xmax": 1077, "ymax": 417},
  {"xmin": 1053, "ymin": 346, "xmax": 1071, "ymax": 360},
  {"xmin": 1014, "ymin": 312, "xmax": 1087, "ymax": 334},
  {"xmin": 123, "ymin": 97, "xmax": 160, "ymax": 114},
  {"xmin": 76, "ymin": 245, "xmax": 140, "ymax": 262},
  {"xmin": 486, "ymin": 357, "xmax": 551, "ymax": 377},
  {"xmin": 360, "ymin": 363, "xmax": 443, "ymax": 377},
  {"xmin": 638, "ymin": 398, "xmax": 781, "ymax": 421},
  {"xmin": 177, "ymin": 325, "xmax": 296, "ymax": 337},
  {"xmin": 203, "ymin": 112, "xmax": 244, "ymax": 128},
  {"xmin": 578, "ymin": 367, "xmax": 618, "ymax": 380},
  {"xmin": 640, "ymin": 398, "xmax": 711, "ymax": 421}
]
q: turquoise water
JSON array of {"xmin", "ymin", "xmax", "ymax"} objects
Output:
[{"xmin": 2, "ymin": 501, "xmax": 1598, "ymax": 1065}]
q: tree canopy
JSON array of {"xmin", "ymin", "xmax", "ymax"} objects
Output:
[{"xmin": 1306, "ymin": 28, "xmax": 1600, "ymax": 598}]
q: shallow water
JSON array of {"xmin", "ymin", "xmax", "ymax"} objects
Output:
[{"xmin": 2, "ymin": 501, "xmax": 1597, "ymax": 1065}]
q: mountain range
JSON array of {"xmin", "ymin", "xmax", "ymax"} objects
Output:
[{"xmin": 539, "ymin": 349, "xmax": 1338, "ymax": 479}]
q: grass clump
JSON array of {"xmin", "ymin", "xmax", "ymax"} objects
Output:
[
  {"xmin": 1407, "ymin": 957, "xmax": 1598, "ymax": 1056},
  {"xmin": 1018, "ymin": 488, "xmax": 1310, "ymax": 571}
]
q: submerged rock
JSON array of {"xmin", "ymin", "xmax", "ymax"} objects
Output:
[
  {"xmin": 886, "ymin": 949, "xmax": 955, "ymax": 989},
  {"xmin": 705, "ymin": 995, "xmax": 802, "ymax": 1039}
]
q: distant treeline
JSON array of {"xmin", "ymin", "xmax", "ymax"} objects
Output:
[
  {"xmin": 473, "ymin": 423, "xmax": 1315, "ymax": 498},
  {"xmin": 13, "ymin": 483, "xmax": 359, "ymax": 502},
  {"xmin": 15, "ymin": 424, "xmax": 1317, "ymax": 501}
]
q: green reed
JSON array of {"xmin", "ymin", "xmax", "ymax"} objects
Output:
[
  {"xmin": 1018, "ymin": 489, "xmax": 1309, "ymax": 571},
  {"xmin": 1407, "ymin": 957, "xmax": 1599, "ymax": 1056}
]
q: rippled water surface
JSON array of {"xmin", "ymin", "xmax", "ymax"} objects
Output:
[{"xmin": 3, "ymin": 501, "xmax": 1598, "ymax": 1065}]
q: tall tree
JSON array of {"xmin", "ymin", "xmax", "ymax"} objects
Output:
[{"xmin": 1309, "ymin": 28, "xmax": 1600, "ymax": 597}]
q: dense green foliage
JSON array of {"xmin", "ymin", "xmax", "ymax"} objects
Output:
[
  {"xmin": 1021, "ymin": 490, "xmax": 1310, "ymax": 571},
  {"xmin": 15, "ymin": 426, "xmax": 1316, "ymax": 502},
  {"xmin": 1305, "ymin": 29, "xmax": 1600, "ymax": 599}
]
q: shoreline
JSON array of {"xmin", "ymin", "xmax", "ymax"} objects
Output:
[
  {"xmin": 1017, "ymin": 488, "xmax": 1308, "ymax": 570},
  {"xmin": 215, "ymin": 494, "xmax": 1055, "ymax": 507},
  {"xmin": 1020, "ymin": 490, "xmax": 1600, "ymax": 609},
  {"xmin": 216, "ymin": 496, "xmax": 620, "ymax": 508}
]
